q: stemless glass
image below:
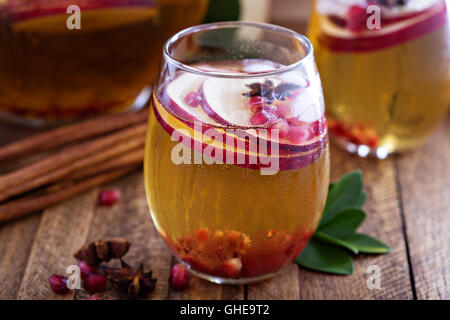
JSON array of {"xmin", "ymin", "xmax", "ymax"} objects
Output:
[
  {"xmin": 309, "ymin": 0, "xmax": 450, "ymax": 158},
  {"xmin": 144, "ymin": 22, "xmax": 330, "ymax": 284},
  {"xmin": 0, "ymin": 0, "xmax": 209, "ymax": 126}
]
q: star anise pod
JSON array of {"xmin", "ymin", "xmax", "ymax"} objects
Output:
[
  {"xmin": 243, "ymin": 80, "xmax": 301, "ymax": 104},
  {"xmin": 103, "ymin": 260, "xmax": 157, "ymax": 298},
  {"xmin": 373, "ymin": 0, "xmax": 408, "ymax": 7},
  {"xmin": 274, "ymin": 83, "xmax": 301, "ymax": 101},
  {"xmin": 74, "ymin": 238, "xmax": 131, "ymax": 265}
]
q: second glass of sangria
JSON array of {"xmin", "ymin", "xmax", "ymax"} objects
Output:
[
  {"xmin": 144, "ymin": 22, "xmax": 330, "ymax": 283},
  {"xmin": 309, "ymin": 0, "xmax": 449, "ymax": 157}
]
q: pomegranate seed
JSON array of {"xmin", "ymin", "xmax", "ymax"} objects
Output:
[
  {"xmin": 98, "ymin": 189, "xmax": 120, "ymax": 206},
  {"xmin": 347, "ymin": 5, "xmax": 369, "ymax": 32},
  {"xmin": 250, "ymin": 110, "xmax": 277, "ymax": 125},
  {"xmin": 78, "ymin": 261, "xmax": 98, "ymax": 280},
  {"xmin": 169, "ymin": 264, "xmax": 190, "ymax": 291},
  {"xmin": 368, "ymin": 136, "xmax": 379, "ymax": 148},
  {"xmin": 274, "ymin": 102, "xmax": 290, "ymax": 118},
  {"xmin": 49, "ymin": 274, "xmax": 70, "ymax": 294},
  {"xmin": 286, "ymin": 117, "xmax": 304, "ymax": 127},
  {"xmin": 309, "ymin": 118, "xmax": 326, "ymax": 137},
  {"xmin": 248, "ymin": 96, "xmax": 265, "ymax": 106},
  {"xmin": 184, "ymin": 92, "xmax": 202, "ymax": 107},
  {"xmin": 83, "ymin": 273, "xmax": 107, "ymax": 294},
  {"xmin": 197, "ymin": 229, "xmax": 209, "ymax": 242},
  {"xmin": 250, "ymin": 105, "xmax": 262, "ymax": 113},
  {"xmin": 262, "ymin": 105, "xmax": 277, "ymax": 113},
  {"xmin": 287, "ymin": 126, "xmax": 310, "ymax": 144},
  {"xmin": 221, "ymin": 258, "xmax": 242, "ymax": 277},
  {"xmin": 88, "ymin": 294, "xmax": 101, "ymax": 300},
  {"xmin": 271, "ymin": 120, "xmax": 290, "ymax": 139}
]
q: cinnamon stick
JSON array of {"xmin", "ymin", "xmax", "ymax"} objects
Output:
[
  {"xmin": 0, "ymin": 136, "xmax": 145, "ymax": 202},
  {"xmin": 70, "ymin": 148, "xmax": 144, "ymax": 181},
  {"xmin": 0, "ymin": 166, "xmax": 139, "ymax": 224},
  {"xmin": 0, "ymin": 107, "xmax": 148, "ymax": 162},
  {"xmin": 0, "ymin": 123, "xmax": 147, "ymax": 193}
]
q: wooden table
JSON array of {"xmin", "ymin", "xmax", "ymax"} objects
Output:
[{"xmin": 0, "ymin": 115, "xmax": 448, "ymax": 300}]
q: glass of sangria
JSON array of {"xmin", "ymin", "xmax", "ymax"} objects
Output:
[
  {"xmin": 145, "ymin": 22, "xmax": 330, "ymax": 284},
  {"xmin": 309, "ymin": 0, "xmax": 450, "ymax": 158},
  {"xmin": 0, "ymin": 0, "xmax": 209, "ymax": 126}
]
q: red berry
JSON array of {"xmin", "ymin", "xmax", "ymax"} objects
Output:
[
  {"xmin": 250, "ymin": 104, "xmax": 262, "ymax": 113},
  {"xmin": 83, "ymin": 273, "xmax": 107, "ymax": 294},
  {"xmin": 347, "ymin": 5, "xmax": 369, "ymax": 32},
  {"xmin": 49, "ymin": 274, "xmax": 70, "ymax": 295},
  {"xmin": 262, "ymin": 104, "xmax": 277, "ymax": 113},
  {"xmin": 250, "ymin": 110, "xmax": 277, "ymax": 125},
  {"xmin": 286, "ymin": 117, "xmax": 304, "ymax": 127},
  {"xmin": 184, "ymin": 92, "xmax": 202, "ymax": 107},
  {"xmin": 309, "ymin": 118, "xmax": 326, "ymax": 137},
  {"xmin": 287, "ymin": 126, "xmax": 310, "ymax": 144},
  {"xmin": 88, "ymin": 294, "xmax": 101, "ymax": 300},
  {"xmin": 271, "ymin": 119, "xmax": 290, "ymax": 139},
  {"xmin": 169, "ymin": 264, "xmax": 190, "ymax": 291},
  {"xmin": 248, "ymin": 96, "xmax": 265, "ymax": 106},
  {"xmin": 274, "ymin": 102, "xmax": 290, "ymax": 118},
  {"xmin": 98, "ymin": 189, "xmax": 120, "ymax": 206},
  {"xmin": 221, "ymin": 258, "xmax": 242, "ymax": 277},
  {"xmin": 78, "ymin": 261, "xmax": 98, "ymax": 280},
  {"xmin": 197, "ymin": 228, "xmax": 209, "ymax": 242}
]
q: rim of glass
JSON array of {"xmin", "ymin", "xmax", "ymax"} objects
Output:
[{"xmin": 163, "ymin": 21, "xmax": 314, "ymax": 79}]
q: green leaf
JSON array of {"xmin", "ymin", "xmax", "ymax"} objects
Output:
[
  {"xmin": 341, "ymin": 234, "xmax": 391, "ymax": 254},
  {"xmin": 328, "ymin": 183, "xmax": 335, "ymax": 192},
  {"xmin": 314, "ymin": 232, "xmax": 359, "ymax": 254},
  {"xmin": 321, "ymin": 171, "xmax": 364, "ymax": 227},
  {"xmin": 356, "ymin": 190, "xmax": 367, "ymax": 207},
  {"xmin": 295, "ymin": 239, "xmax": 354, "ymax": 275},
  {"xmin": 319, "ymin": 208, "xmax": 366, "ymax": 238},
  {"xmin": 203, "ymin": 0, "xmax": 241, "ymax": 23}
]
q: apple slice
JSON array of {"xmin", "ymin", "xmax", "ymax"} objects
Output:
[
  {"xmin": 201, "ymin": 76, "xmax": 326, "ymax": 153},
  {"xmin": 164, "ymin": 72, "xmax": 211, "ymax": 124},
  {"xmin": 201, "ymin": 77, "xmax": 272, "ymax": 126}
]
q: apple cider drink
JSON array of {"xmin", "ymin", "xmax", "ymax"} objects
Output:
[
  {"xmin": 309, "ymin": 0, "xmax": 449, "ymax": 156},
  {"xmin": 145, "ymin": 23, "xmax": 330, "ymax": 284},
  {"xmin": 0, "ymin": 0, "xmax": 209, "ymax": 125}
]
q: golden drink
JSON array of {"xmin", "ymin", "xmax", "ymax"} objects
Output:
[
  {"xmin": 144, "ymin": 23, "xmax": 330, "ymax": 283},
  {"xmin": 309, "ymin": 0, "xmax": 449, "ymax": 156},
  {"xmin": 0, "ymin": 0, "xmax": 208, "ymax": 124}
]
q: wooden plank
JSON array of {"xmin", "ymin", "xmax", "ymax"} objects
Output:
[
  {"xmin": 396, "ymin": 117, "xmax": 450, "ymax": 300},
  {"xmin": 0, "ymin": 214, "xmax": 40, "ymax": 299},
  {"xmin": 15, "ymin": 190, "xmax": 97, "ymax": 300},
  {"xmin": 298, "ymin": 144, "xmax": 413, "ymax": 300},
  {"xmin": 247, "ymin": 264, "xmax": 300, "ymax": 300},
  {"xmin": 74, "ymin": 173, "xmax": 173, "ymax": 300}
]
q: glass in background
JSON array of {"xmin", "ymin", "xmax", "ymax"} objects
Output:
[
  {"xmin": 309, "ymin": 0, "xmax": 449, "ymax": 157},
  {"xmin": 0, "ymin": 0, "xmax": 209, "ymax": 126}
]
